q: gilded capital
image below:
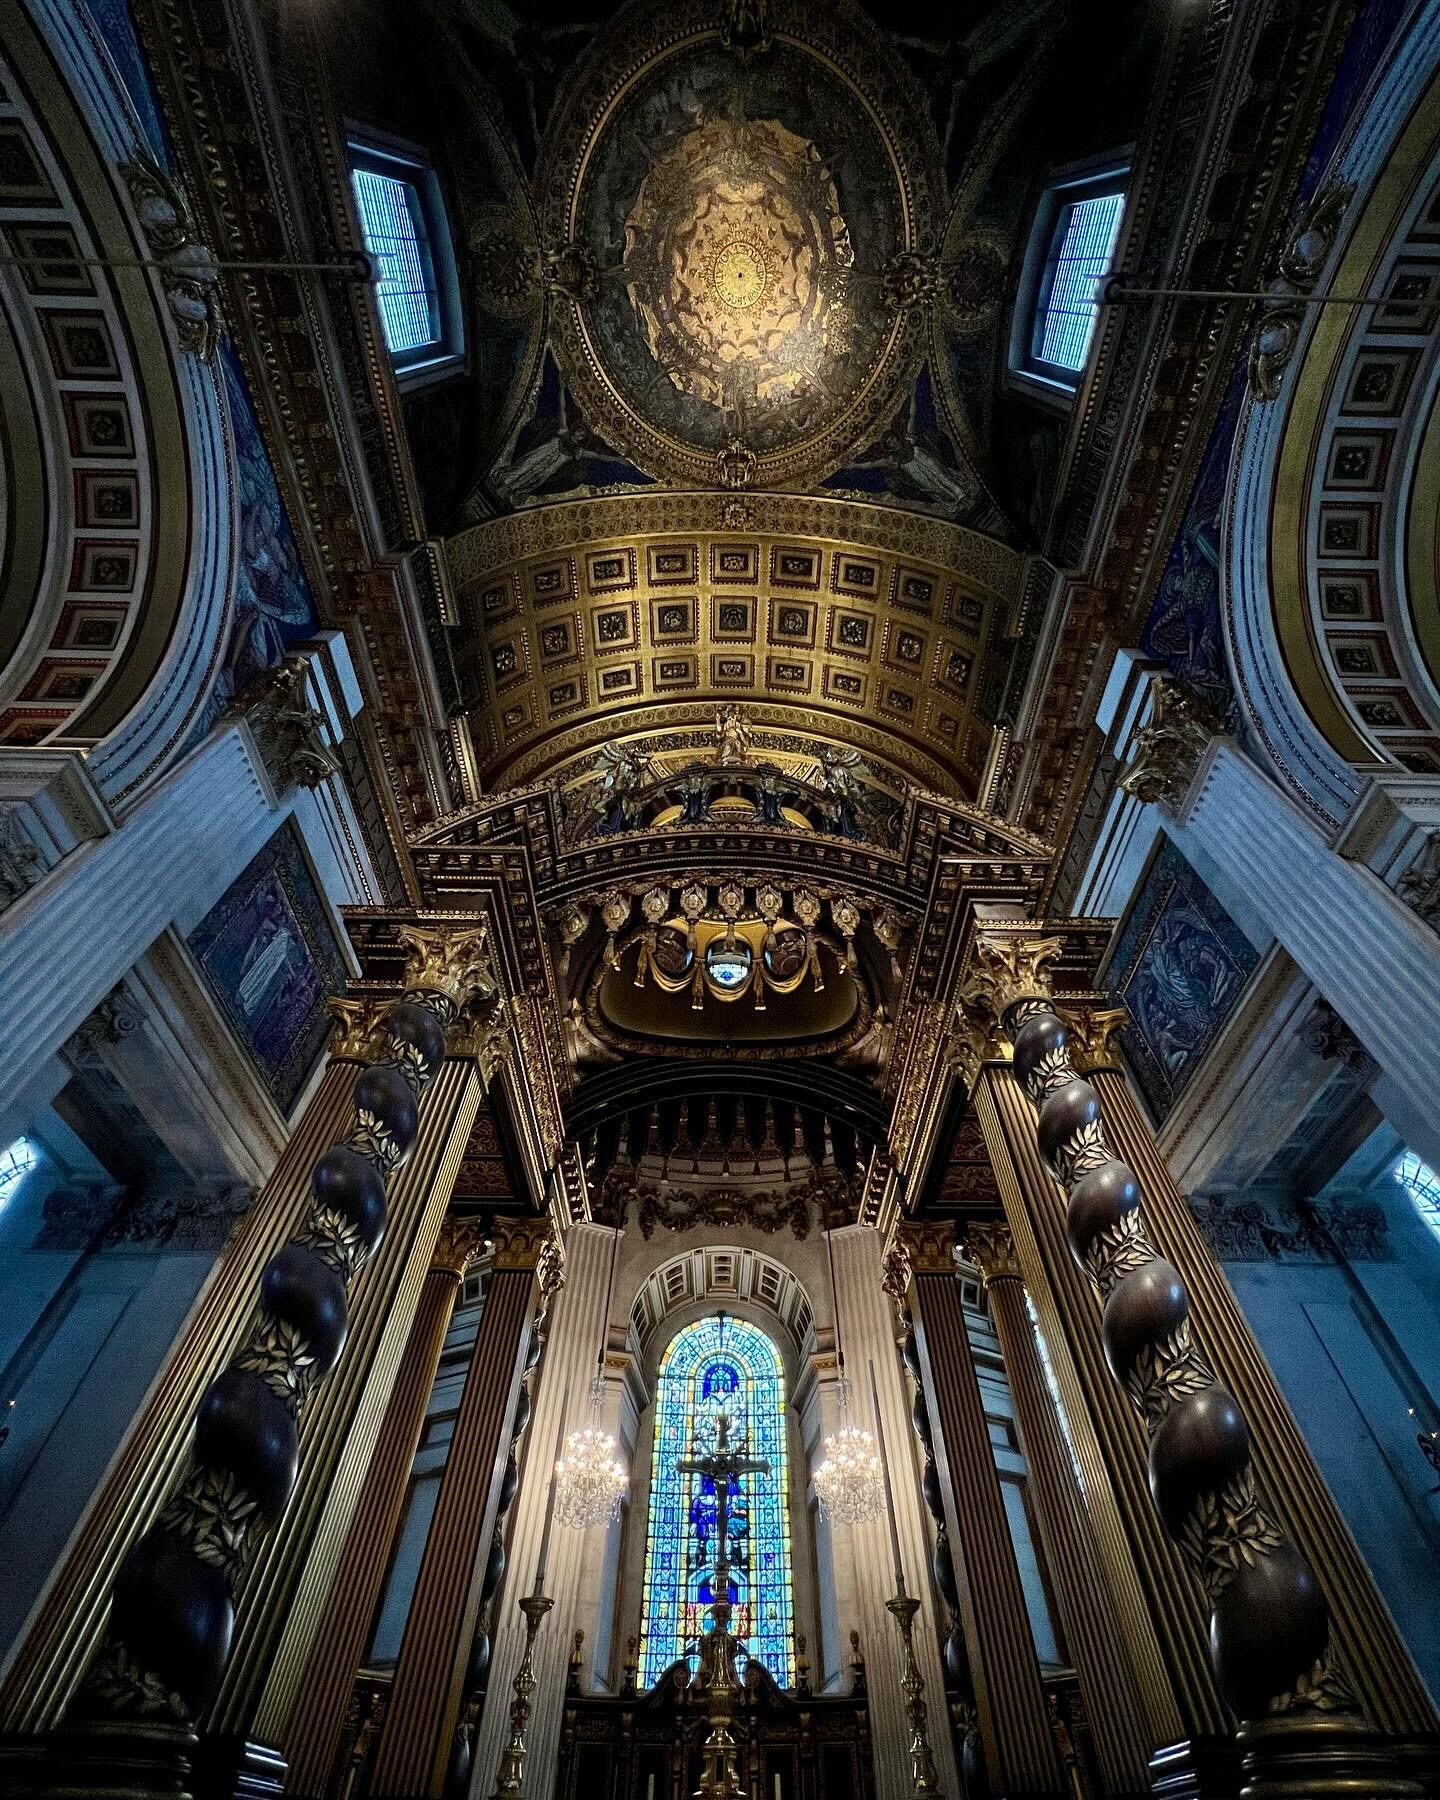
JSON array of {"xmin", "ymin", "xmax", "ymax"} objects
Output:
[
  {"xmin": 327, "ymin": 996, "xmax": 387, "ymax": 1062},
  {"xmin": 433, "ymin": 1216, "xmax": 490, "ymax": 1279},
  {"xmin": 399, "ymin": 923, "xmax": 499, "ymax": 1012},
  {"xmin": 894, "ymin": 1219, "xmax": 958, "ymax": 1278},
  {"xmin": 958, "ymin": 934, "xmax": 1062, "ymax": 1032},
  {"xmin": 963, "ymin": 1221, "xmax": 1022, "ymax": 1288},
  {"xmin": 1118, "ymin": 678, "xmax": 1224, "ymax": 811},
  {"xmin": 880, "ymin": 1230, "xmax": 912, "ymax": 1306},
  {"xmin": 1062, "ymin": 1004, "xmax": 1130, "ymax": 1073},
  {"xmin": 448, "ymin": 994, "xmax": 514, "ymax": 1080},
  {"xmin": 490, "ymin": 1214, "xmax": 564, "ymax": 1281}
]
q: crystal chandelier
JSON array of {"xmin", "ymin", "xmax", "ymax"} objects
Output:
[
  {"xmin": 813, "ymin": 1219, "xmax": 885, "ymax": 1526},
  {"xmin": 555, "ymin": 1212, "xmax": 629, "ymax": 1530},
  {"xmin": 814, "ymin": 1377, "xmax": 885, "ymax": 1526}
]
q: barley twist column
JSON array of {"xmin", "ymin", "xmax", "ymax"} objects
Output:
[
  {"xmin": 889, "ymin": 1222, "xmax": 1066, "ymax": 1798},
  {"xmin": 964, "ymin": 933, "xmax": 1422, "ymax": 1798},
  {"xmin": 281, "ymin": 1217, "xmax": 489, "ymax": 1798},
  {"xmin": 5, "ymin": 925, "xmax": 499, "ymax": 1798},
  {"xmin": 1075, "ymin": 1017, "xmax": 1438, "ymax": 1754},
  {"xmin": 965, "ymin": 1221, "xmax": 1154, "ymax": 1799}
]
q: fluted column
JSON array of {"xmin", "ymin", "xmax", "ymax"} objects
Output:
[
  {"xmin": 281, "ymin": 1219, "xmax": 489, "ymax": 1799},
  {"xmin": 0, "ymin": 1062, "xmax": 357, "ymax": 1739},
  {"xmin": 0, "ymin": 925, "xmax": 499, "ymax": 1800},
  {"xmin": 829, "ymin": 1225, "xmax": 959, "ymax": 1800},
  {"xmin": 971, "ymin": 1061, "xmax": 1225, "ymax": 1792},
  {"xmin": 1084, "ymin": 1040, "xmax": 1439, "ymax": 1749},
  {"xmin": 966, "ymin": 1222, "xmax": 1155, "ymax": 1799},
  {"xmin": 965, "ymin": 932, "xmax": 1423, "ymax": 1798},
  {"xmin": 365, "ymin": 1217, "xmax": 559, "ymax": 1800},
  {"xmin": 468, "ymin": 1221, "xmax": 618, "ymax": 1800},
  {"xmin": 889, "ymin": 1223, "xmax": 1065, "ymax": 1798}
]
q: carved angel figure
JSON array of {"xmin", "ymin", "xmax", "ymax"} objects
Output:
[{"xmin": 712, "ymin": 706, "xmax": 755, "ymax": 765}]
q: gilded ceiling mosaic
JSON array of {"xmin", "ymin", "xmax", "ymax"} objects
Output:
[{"xmin": 539, "ymin": 0, "xmax": 940, "ymax": 489}]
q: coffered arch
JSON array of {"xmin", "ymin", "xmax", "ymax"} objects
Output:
[{"xmin": 447, "ymin": 488, "xmax": 1023, "ymax": 794}]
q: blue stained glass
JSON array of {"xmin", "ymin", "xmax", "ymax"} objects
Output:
[
  {"xmin": 1038, "ymin": 191, "xmax": 1125, "ymax": 373},
  {"xmin": 639, "ymin": 1316, "xmax": 794, "ymax": 1689},
  {"xmin": 350, "ymin": 167, "xmax": 440, "ymax": 358}
]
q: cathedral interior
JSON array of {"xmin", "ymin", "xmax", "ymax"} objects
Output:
[{"xmin": 2, "ymin": 0, "xmax": 1440, "ymax": 1797}]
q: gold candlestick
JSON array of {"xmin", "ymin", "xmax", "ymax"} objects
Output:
[
  {"xmin": 886, "ymin": 1583, "xmax": 943, "ymax": 1800},
  {"xmin": 489, "ymin": 1587, "xmax": 553, "ymax": 1800}
]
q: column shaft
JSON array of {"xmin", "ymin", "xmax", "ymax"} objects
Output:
[
  {"xmin": 973, "ymin": 1067, "xmax": 1229, "ymax": 1757},
  {"xmin": 906, "ymin": 1247, "xmax": 1065, "ymax": 1797},
  {"xmin": 1093, "ymin": 1063, "xmax": 1439, "ymax": 1739},
  {"xmin": 280, "ymin": 1240, "xmax": 476, "ymax": 1798},
  {"xmin": 213, "ymin": 1062, "xmax": 484, "ymax": 1746},
  {"xmin": 971, "ymin": 1229, "xmax": 1155, "ymax": 1797},
  {"xmin": 368, "ymin": 1233, "xmax": 545, "ymax": 1799},
  {"xmin": 0, "ymin": 1064, "xmax": 355, "ymax": 1734},
  {"xmin": 470, "ymin": 1223, "xmax": 616, "ymax": 1800},
  {"xmin": 1185, "ymin": 743, "xmax": 1440, "ymax": 1125},
  {"xmin": 831, "ymin": 1227, "xmax": 959, "ymax": 1800}
]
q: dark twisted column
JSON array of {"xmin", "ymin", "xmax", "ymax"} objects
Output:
[
  {"xmin": 965, "ymin": 1222, "xmax": 1154, "ymax": 1799},
  {"xmin": 368, "ymin": 1216, "xmax": 561, "ymax": 1800},
  {"xmin": 967, "ymin": 934, "xmax": 1422, "ymax": 1798},
  {"xmin": 4, "ymin": 926, "xmax": 497, "ymax": 1799},
  {"xmin": 887, "ymin": 1223, "xmax": 1066, "ymax": 1798},
  {"xmin": 281, "ymin": 1218, "xmax": 488, "ymax": 1799},
  {"xmin": 1079, "ymin": 1025, "xmax": 1439, "ymax": 1751}
]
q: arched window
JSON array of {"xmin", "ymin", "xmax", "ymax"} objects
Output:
[
  {"xmin": 0, "ymin": 1136, "xmax": 38, "ymax": 1212},
  {"xmin": 1396, "ymin": 1151, "xmax": 1440, "ymax": 1248},
  {"xmin": 639, "ymin": 1315, "xmax": 794, "ymax": 1689}
]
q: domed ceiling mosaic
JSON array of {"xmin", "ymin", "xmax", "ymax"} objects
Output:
[{"xmin": 539, "ymin": 0, "xmax": 942, "ymax": 489}]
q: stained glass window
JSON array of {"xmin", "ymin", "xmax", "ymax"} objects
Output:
[
  {"xmin": 639, "ymin": 1315, "xmax": 794, "ymax": 1689},
  {"xmin": 1396, "ymin": 1151, "xmax": 1440, "ymax": 1249}
]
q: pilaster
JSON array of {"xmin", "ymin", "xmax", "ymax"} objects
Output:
[
  {"xmin": 828, "ymin": 1226, "xmax": 959, "ymax": 1800},
  {"xmin": 279, "ymin": 1220, "xmax": 488, "ymax": 1798},
  {"xmin": 890, "ymin": 1222, "xmax": 1065, "ymax": 1798},
  {"xmin": 467, "ymin": 1222, "xmax": 616, "ymax": 1800},
  {"xmin": 965, "ymin": 1222, "xmax": 1155, "ymax": 1798}
]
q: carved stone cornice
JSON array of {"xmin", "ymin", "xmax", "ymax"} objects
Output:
[
  {"xmin": 963, "ymin": 1221, "xmax": 1021, "ymax": 1289},
  {"xmin": 1118, "ymin": 680, "xmax": 1225, "ymax": 812},
  {"xmin": 433, "ymin": 1217, "xmax": 490, "ymax": 1279},
  {"xmin": 490, "ymin": 1215, "xmax": 562, "ymax": 1279}
]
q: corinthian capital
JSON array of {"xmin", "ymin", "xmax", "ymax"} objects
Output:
[
  {"xmin": 1119, "ymin": 678, "xmax": 1225, "ymax": 811},
  {"xmin": 433, "ymin": 1216, "xmax": 490, "ymax": 1278},
  {"xmin": 958, "ymin": 934, "xmax": 1062, "ymax": 1032},
  {"xmin": 399, "ymin": 923, "xmax": 498, "ymax": 1012},
  {"xmin": 963, "ymin": 1221, "xmax": 1021, "ymax": 1287}
]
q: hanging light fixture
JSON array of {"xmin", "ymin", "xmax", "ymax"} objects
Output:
[
  {"xmin": 813, "ymin": 1207, "xmax": 885, "ymax": 1527},
  {"xmin": 555, "ymin": 1206, "xmax": 629, "ymax": 1530}
]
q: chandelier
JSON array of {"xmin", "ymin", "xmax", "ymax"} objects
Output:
[
  {"xmin": 813, "ymin": 1220, "xmax": 885, "ymax": 1526},
  {"xmin": 556, "ymin": 1212, "xmax": 630, "ymax": 1530},
  {"xmin": 814, "ymin": 1377, "xmax": 885, "ymax": 1526}
]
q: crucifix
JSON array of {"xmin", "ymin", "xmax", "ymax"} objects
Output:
[{"xmin": 676, "ymin": 1321, "xmax": 770, "ymax": 1800}]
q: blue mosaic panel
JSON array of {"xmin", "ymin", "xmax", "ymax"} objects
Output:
[
  {"xmin": 186, "ymin": 821, "xmax": 347, "ymax": 1113},
  {"xmin": 638, "ymin": 1316, "xmax": 793, "ymax": 1690},
  {"xmin": 1108, "ymin": 838, "xmax": 1261, "ymax": 1123}
]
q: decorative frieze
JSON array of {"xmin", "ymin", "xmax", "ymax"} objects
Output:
[{"xmin": 1188, "ymin": 1192, "xmax": 1390, "ymax": 1264}]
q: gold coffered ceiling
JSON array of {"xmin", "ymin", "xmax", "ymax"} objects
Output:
[{"xmin": 449, "ymin": 490, "xmax": 1022, "ymax": 792}]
